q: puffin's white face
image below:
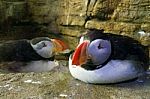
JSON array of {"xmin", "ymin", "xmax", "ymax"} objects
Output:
[
  {"xmin": 87, "ymin": 39, "xmax": 111, "ymax": 65},
  {"xmin": 32, "ymin": 40, "xmax": 54, "ymax": 58},
  {"xmin": 31, "ymin": 37, "xmax": 69, "ymax": 58},
  {"xmin": 72, "ymin": 37, "xmax": 111, "ymax": 66}
]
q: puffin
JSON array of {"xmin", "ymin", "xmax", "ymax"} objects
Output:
[
  {"xmin": 69, "ymin": 29, "xmax": 149, "ymax": 84},
  {"xmin": 0, "ymin": 37, "xmax": 69, "ymax": 72}
]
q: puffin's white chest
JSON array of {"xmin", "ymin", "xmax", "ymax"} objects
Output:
[
  {"xmin": 20, "ymin": 60, "xmax": 59, "ymax": 72},
  {"xmin": 69, "ymin": 57, "xmax": 144, "ymax": 84}
]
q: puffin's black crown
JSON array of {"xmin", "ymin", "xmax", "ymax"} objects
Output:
[{"xmin": 30, "ymin": 37, "xmax": 51, "ymax": 45}]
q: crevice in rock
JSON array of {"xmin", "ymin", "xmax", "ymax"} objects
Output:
[
  {"xmin": 61, "ymin": 33, "xmax": 77, "ymax": 37},
  {"xmin": 91, "ymin": 0, "xmax": 98, "ymax": 12},
  {"xmin": 84, "ymin": 0, "xmax": 98, "ymax": 27},
  {"xmin": 86, "ymin": 0, "xmax": 91, "ymax": 12},
  {"xmin": 60, "ymin": 24, "xmax": 85, "ymax": 29},
  {"xmin": 84, "ymin": 0, "xmax": 92, "ymax": 27}
]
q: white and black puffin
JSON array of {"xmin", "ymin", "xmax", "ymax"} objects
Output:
[
  {"xmin": 69, "ymin": 29, "xmax": 149, "ymax": 84},
  {"xmin": 0, "ymin": 37, "xmax": 69, "ymax": 72}
]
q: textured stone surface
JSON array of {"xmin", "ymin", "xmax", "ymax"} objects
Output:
[
  {"xmin": 85, "ymin": 19, "xmax": 140, "ymax": 32},
  {"xmin": 27, "ymin": 0, "xmax": 88, "ymax": 26},
  {"xmin": 0, "ymin": 61, "xmax": 150, "ymax": 99},
  {"xmin": 56, "ymin": 0, "xmax": 88, "ymax": 26},
  {"xmin": 0, "ymin": 0, "xmax": 27, "ymax": 20},
  {"xmin": 0, "ymin": 0, "xmax": 150, "ymax": 98},
  {"xmin": 0, "ymin": 0, "xmax": 27, "ymax": 31},
  {"xmin": 0, "ymin": 0, "xmax": 150, "ymax": 48},
  {"xmin": 89, "ymin": 0, "xmax": 121, "ymax": 20},
  {"xmin": 112, "ymin": 0, "xmax": 150, "ymax": 22}
]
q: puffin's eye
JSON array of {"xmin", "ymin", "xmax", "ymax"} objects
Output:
[
  {"xmin": 98, "ymin": 43, "xmax": 103, "ymax": 49},
  {"xmin": 41, "ymin": 42, "xmax": 47, "ymax": 47}
]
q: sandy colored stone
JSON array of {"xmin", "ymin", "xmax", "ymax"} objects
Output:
[
  {"xmin": 59, "ymin": 26, "xmax": 86, "ymax": 37},
  {"xmin": 57, "ymin": 15, "xmax": 86, "ymax": 26},
  {"xmin": 0, "ymin": 61, "xmax": 150, "ymax": 99},
  {"xmin": 91, "ymin": 0, "xmax": 120, "ymax": 20},
  {"xmin": 0, "ymin": 0, "xmax": 149, "ymax": 61},
  {"xmin": 85, "ymin": 19, "xmax": 149, "ymax": 46},
  {"xmin": 85, "ymin": 19, "xmax": 141, "ymax": 32},
  {"xmin": 112, "ymin": 0, "xmax": 150, "ymax": 22},
  {"xmin": 57, "ymin": 0, "xmax": 87, "ymax": 26},
  {"xmin": 141, "ymin": 24, "xmax": 150, "ymax": 32},
  {"xmin": 27, "ymin": 0, "xmax": 88, "ymax": 26}
]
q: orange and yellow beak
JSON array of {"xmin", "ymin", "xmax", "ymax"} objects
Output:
[
  {"xmin": 51, "ymin": 39, "xmax": 69, "ymax": 54},
  {"xmin": 72, "ymin": 40, "xmax": 90, "ymax": 66}
]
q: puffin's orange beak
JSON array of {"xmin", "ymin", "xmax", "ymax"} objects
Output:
[
  {"xmin": 72, "ymin": 40, "xmax": 90, "ymax": 66},
  {"xmin": 51, "ymin": 39, "xmax": 69, "ymax": 53}
]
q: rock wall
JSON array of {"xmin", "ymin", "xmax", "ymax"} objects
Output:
[
  {"xmin": 0, "ymin": 0, "xmax": 149, "ymax": 49},
  {"xmin": 0, "ymin": 0, "xmax": 27, "ymax": 28}
]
